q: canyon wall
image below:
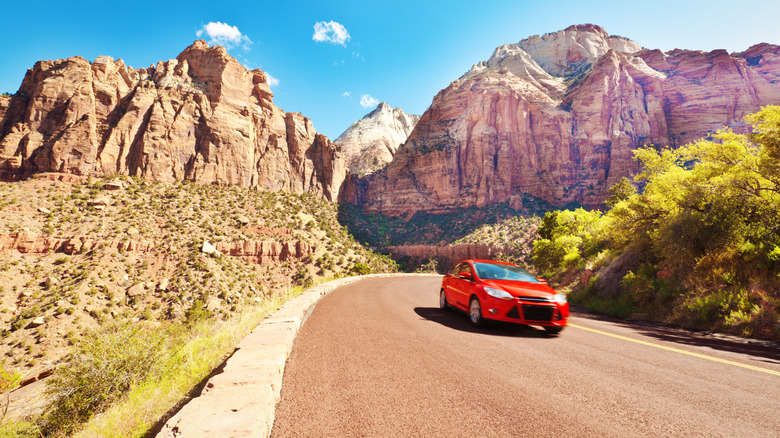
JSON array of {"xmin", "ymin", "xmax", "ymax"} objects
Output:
[
  {"xmin": 358, "ymin": 25, "xmax": 780, "ymax": 215},
  {"xmin": 0, "ymin": 41, "xmax": 346, "ymax": 200}
]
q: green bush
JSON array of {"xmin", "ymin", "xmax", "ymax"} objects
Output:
[
  {"xmin": 41, "ymin": 322, "xmax": 171, "ymax": 435},
  {"xmin": 352, "ymin": 263, "xmax": 371, "ymax": 275}
]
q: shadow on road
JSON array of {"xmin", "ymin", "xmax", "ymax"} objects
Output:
[
  {"xmin": 414, "ymin": 307, "xmax": 554, "ymax": 338},
  {"xmin": 572, "ymin": 309, "xmax": 780, "ymax": 365}
]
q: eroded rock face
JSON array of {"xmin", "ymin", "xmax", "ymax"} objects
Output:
[
  {"xmin": 0, "ymin": 231, "xmax": 309, "ymax": 264},
  {"xmin": 335, "ymin": 102, "xmax": 420, "ymax": 175},
  {"xmin": 0, "ymin": 41, "xmax": 346, "ymax": 200},
  {"xmin": 358, "ymin": 25, "xmax": 780, "ymax": 215},
  {"xmin": 388, "ymin": 243, "xmax": 516, "ymax": 272}
]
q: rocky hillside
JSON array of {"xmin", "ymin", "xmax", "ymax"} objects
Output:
[
  {"xmin": 0, "ymin": 41, "xmax": 346, "ymax": 200},
  {"xmin": 335, "ymin": 102, "xmax": 419, "ymax": 175},
  {"xmin": 356, "ymin": 24, "xmax": 780, "ymax": 215},
  {"xmin": 0, "ymin": 175, "xmax": 395, "ymax": 400}
]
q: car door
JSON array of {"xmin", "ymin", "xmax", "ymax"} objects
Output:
[{"xmin": 447, "ymin": 263, "xmax": 475, "ymax": 310}]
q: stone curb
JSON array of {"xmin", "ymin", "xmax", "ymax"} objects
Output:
[{"xmin": 155, "ymin": 273, "xmax": 438, "ymax": 438}]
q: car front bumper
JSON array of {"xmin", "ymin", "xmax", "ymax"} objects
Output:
[{"xmin": 482, "ymin": 296, "xmax": 569, "ymax": 327}]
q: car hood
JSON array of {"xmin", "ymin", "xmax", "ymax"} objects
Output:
[{"xmin": 483, "ymin": 279, "xmax": 557, "ymax": 298}]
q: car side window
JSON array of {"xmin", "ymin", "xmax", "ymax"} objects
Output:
[
  {"xmin": 449, "ymin": 263, "xmax": 463, "ymax": 276},
  {"xmin": 454, "ymin": 264, "xmax": 473, "ymax": 280}
]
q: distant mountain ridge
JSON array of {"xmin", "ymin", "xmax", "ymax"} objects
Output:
[
  {"xmin": 0, "ymin": 40, "xmax": 346, "ymax": 200},
  {"xmin": 335, "ymin": 102, "xmax": 419, "ymax": 175},
  {"xmin": 355, "ymin": 24, "xmax": 780, "ymax": 215}
]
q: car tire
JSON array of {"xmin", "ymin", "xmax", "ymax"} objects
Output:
[
  {"xmin": 469, "ymin": 297, "xmax": 483, "ymax": 327},
  {"xmin": 545, "ymin": 326, "xmax": 563, "ymax": 335},
  {"xmin": 439, "ymin": 289, "xmax": 449, "ymax": 311}
]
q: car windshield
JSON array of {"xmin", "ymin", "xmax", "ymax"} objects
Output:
[{"xmin": 472, "ymin": 262, "xmax": 539, "ymax": 283}]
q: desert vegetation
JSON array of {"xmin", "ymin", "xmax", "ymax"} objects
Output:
[{"xmin": 0, "ymin": 176, "xmax": 395, "ymax": 436}]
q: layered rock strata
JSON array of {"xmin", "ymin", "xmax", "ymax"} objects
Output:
[
  {"xmin": 0, "ymin": 231, "xmax": 156, "ymax": 254},
  {"xmin": 0, "ymin": 41, "xmax": 346, "ymax": 200},
  {"xmin": 358, "ymin": 24, "xmax": 780, "ymax": 215},
  {"xmin": 335, "ymin": 102, "xmax": 420, "ymax": 175},
  {"xmin": 0, "ymin": 232, "xmax": 309, "ymax": 264}
]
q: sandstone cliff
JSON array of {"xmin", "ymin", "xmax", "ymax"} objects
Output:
[
  {"xmin": 0, "ymin": 41, "xmax": 346, "ymax": 200},
  {"xmin": 359, "ymin": 24, "xmax": 780, "ymax": 215},
  {"xmin": 335, "ymin": 102, "xmax": 420, "ymax": 175}
]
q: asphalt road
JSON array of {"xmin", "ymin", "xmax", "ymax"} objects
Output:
[{"xmin": 271, "ymin": 276, "xmax": 780, "ymax": 437}]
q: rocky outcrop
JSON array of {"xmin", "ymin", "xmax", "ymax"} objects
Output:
[
  {"xmin": 0, "ymin": 231, "xmax": 156, "ymax": 254},
  {"xmin": 0, "ymin": 41, "xmax": 346, "ymax": 200},
  {"xmin": 335, "ymin": 102, "xmax": 420, "ymax": 175},
  {"xmin": 214, "ymin": 240, "xmax": 310, "ymax": 264},
  {"xmin": 0, "ymin": 232, "xmax": 309, "ymax": 264},
  {"xmin": 358, "ymin": 25, "xmax": 780, "ymax": 215}
]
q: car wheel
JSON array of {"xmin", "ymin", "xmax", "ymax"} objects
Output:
[
  {"xmin": 545, "ymin": 326, "xmax": 563, "ymax": 335},
  {"xmin": 439, "ymin": 289, "xmax": 449, "ymax": 311},
  {"xmin": 469, "ymin": 297, "xmax": 483, "ymax": 327}
]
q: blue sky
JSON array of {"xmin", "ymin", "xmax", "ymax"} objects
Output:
[{"xmin": 2, "ymin": 1, "xmax": 779, "ymax": 139}]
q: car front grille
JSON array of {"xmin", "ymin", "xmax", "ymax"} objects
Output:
[
  {"xmin": 516, "ymin": 296, "xmax": 552, "ymax": 303},
  {"xmin": 522, "ymin": 304, "xmax": 554, "ymax": 322}
]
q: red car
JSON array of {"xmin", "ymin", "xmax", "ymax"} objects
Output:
[{"xmin": 440, "ymin": 259, "xmax": 569, "ymax": 334}]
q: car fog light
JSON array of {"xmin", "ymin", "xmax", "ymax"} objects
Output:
[{"xmin": 489, "ymin": 308, "xmax": 498, "ymax": 314}]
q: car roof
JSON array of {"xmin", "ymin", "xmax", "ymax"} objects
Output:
[{"xmin": 458, "ymin": 259, "xmax": 515, "ymax": 266}]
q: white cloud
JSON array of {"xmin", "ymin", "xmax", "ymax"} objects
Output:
[
  {"xmin": 196, "ymin": 21, "xmax": 252, "ymax": 51},
  {"xmin": 360, "ymin": 94, "xmax": 379, "ymax": 109},
  {"xmin": 342, "ymin": 91, "xmax": 351, "ymax": 98},
  {"xmin": 313, "ymin": 21, "xmax": 350, "ymax": 46},
  {"xmin": 265, "ymin": 73, "xmax": 279, "ymax": 87}
]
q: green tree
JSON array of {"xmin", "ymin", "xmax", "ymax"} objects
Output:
[
  {"xmin": 533, "ymin": 106, "xmax": 780, "ymax": 338},
  {"xmin": 1, "ymin": 363, "xmax": 22, "ymax": 421}
]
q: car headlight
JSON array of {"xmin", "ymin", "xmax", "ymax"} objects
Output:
[
  {"xmin": 552, "ymin": 293, "xmax": 567, "ymax": 304},
  {"xmin": 485, "ymin": 287, "xmax": 514, "ymax": 300}
]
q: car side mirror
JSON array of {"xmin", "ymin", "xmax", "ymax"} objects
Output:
[
  {"xmin": 536, "ymin": 278, "xmax": 547, "ymax": 284},
  {"xmin": 458, "ymin": 272, "xmax": 472, "ymax": 280}
]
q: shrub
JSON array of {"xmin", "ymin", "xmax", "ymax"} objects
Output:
[
  {"xmin": 41, "ymin": 322, "xmax": 169, "ymax": 435},
  {"xmin": 1, "ymin": 363, "xmax": 22, "ymax": 421},
  {"xmin": 352, "ymin": 263, "xmax": 371, "ymax": 275}
]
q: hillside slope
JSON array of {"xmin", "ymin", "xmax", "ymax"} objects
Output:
[{"xmin": 0, "ymin": 175, "xmax": 394, "ymax": 398}]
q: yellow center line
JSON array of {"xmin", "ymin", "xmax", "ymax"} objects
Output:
[{"xmin": 569, "ymin": 323, "xmax": 780, "ymax": 377}]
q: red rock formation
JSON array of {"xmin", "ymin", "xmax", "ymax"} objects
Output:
[
  {"xmin": 358, "ymin": 26, "xmax": 780, "ymax": 215},
  {"xmin": 214, "ymin": 240, "xmax": 310, "ymax": 264},
  {"xmin": 0, "ymin": 41, "xmax": 346, "ymax": 200},
  {"xmin": 0, "ymin": 232, "xmax": 309, "ymax": 264},
  {"xmin": 0, "ymin": 232, "xmax": 156, "ymax": 254}
]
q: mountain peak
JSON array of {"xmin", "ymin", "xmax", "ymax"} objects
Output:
[
  {"xmin": 481, "ymin": 24, "xmax": 642, "ymax": 78},
  {"xmin": 563, "ymin": 23, "xmax": 609, "ymax": 36},
  {"xmin": 336, "ymin": 104, "xmax": 420, "ymax": 175}
]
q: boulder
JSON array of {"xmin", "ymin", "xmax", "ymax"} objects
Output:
[
  {"xmin": 104, "ymin": 179, "xmax": 124, "ymax": 190},
  {"xmin": 127, "ymin": 283, "xmax": 145, "ymax": 297},
  {"xmin": 201, "ymin": 241, "xmax": 220, "ymax": 256}
]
